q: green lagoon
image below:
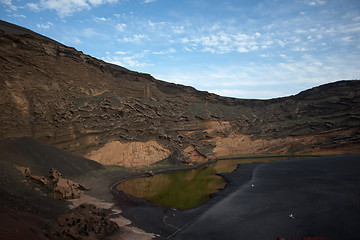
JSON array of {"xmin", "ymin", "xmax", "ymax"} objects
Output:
[{"xmin": 116, "ymin": 157, "xmax": 296, "ymax": 210}]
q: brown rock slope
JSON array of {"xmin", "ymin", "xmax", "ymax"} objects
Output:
[
  {"xmin": 1, "ymin": 20, "xmax": 359, "ymax": 166},
  {"xmin": 0, "ymin": 137, "xmax": 104, "ymax": 240}
]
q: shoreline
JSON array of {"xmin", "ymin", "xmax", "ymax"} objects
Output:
[
  {"xmin": 74, "ymin": 154, "xmax": 360, "ymax": 239},
  {"xmin": 72, "ymin": 154, "xmax": 264, "ymax": 239},
  {"xmin": 110, "ymin": 159, "xmax": 263, "ymax": 239}
]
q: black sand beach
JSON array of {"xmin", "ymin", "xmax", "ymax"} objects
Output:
[
  {"xmin": 2, "ymin": 138, "xmax": 358, "ymax": 240},
  {"xmin": 117, "ymin": 155, "xmax": 360, "ymax": 240}
]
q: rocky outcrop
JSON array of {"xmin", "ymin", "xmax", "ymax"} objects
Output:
[
  {"xmin": 47, "ymin": 203, "xmax": 120, "ymax": 240},
  {"xmin": 1, "ymin": 20, "xmax": 360, "ymax": 167},
  {"xmin": 48, "ymin": 168, "xmax": 87, "ymax": 200},
  {"xmin": 19, "ymin": 167, "xmax": 87, "ymax": 200}
]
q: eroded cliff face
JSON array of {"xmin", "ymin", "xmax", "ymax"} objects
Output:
[{"xmin": 1, "ymin": 20, "xmax": 360, "ymax": 166}]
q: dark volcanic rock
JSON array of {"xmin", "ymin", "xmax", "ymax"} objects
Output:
[{"xmin": 47, "ymin": 203, "xmax": 120, "ymax": 240}]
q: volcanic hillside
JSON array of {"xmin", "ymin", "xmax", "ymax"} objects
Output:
[{"xmin": 1, "ymin": 20, "xmax": 360, "ymax": 167}]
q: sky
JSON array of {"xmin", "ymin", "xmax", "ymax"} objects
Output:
[{"xmin": 1, "ymin": 0, "xmax": 360, "ymax": 99}]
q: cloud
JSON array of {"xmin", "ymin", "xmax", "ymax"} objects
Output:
[
  {"xmin": 12, "ymin": 14, "xmax": 26, "ymax": 18},
  {"xmin": 1, "ymin": 0, "xmax": 17, "ymax": 11},
  {"xmin": 39, "ymin": 0, "xmax": 89, "ymax": 17},
  {"xmin": 292, "ymin": 47, "xmax": 308, "ymax": 52},
  {"xmin": 103, "ymin": 52, "xmax": 153, "ymax": 68},
  {"xmin": 115, "ymin": 51, "xmax": 127, "ymax": 55},
  {"xmin": 61, "ymin": 36, "xmax": 82, "ymax": 45},
  {"xmin": 143, "ymin": 0, "xmax": 156, "ymax": 3},
  {"xmin": 115, "ymin": 23, "xmax": 126, "ymax": 32},
  {"xmin": 181, "ymin": 32, "xmax": 261, "ymax": 54},
  {"xmin": 27, "ymin": 0, "xmax": 118, "ymax": 17},
  {"xmin": 37, "ymin": 22, "xmax": 53, "ymax": 29},
  {"xmin": 94, "ymin": 16, "xmax": 107, "ymax": 21},
  {"xmin": 80, "ymin": 27, "xmax": 109, "ymax": 39},
  {"xmin": 152, "ymin": 48, "xmax": 176, "ymax": 55},
  {"xmin": 89, "ymin": 0, "xmax": 117, "ymax": 5},
  {"xmin": 171, "ymin": 25, "xmax": 184, "ymax": 34},
  {"xmin": 118, "ymin": 34, "xmax": 149, "ymax": 43},
  {"xmin": 341, "ymin": 36, "xmax": 353, "ymax": 44},
  {"xmin": 307, "ymin": 0, "xmax": 326, "ymax": 6},
  {"xmin": 153, "ymin": 51, "xmax": 360, "ymax": 99},
  {"xmin": 27, "ymin": 2, "xmax": 40, "ymax": 11}
]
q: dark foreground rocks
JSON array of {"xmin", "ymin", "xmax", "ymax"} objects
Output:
[
  {"xmin": 47, "ymin": 203, "xmax": 120, "ymax": 240},
  {"xmin": 22, "ymin": 167, "xmax": 88, "ymax": 200},
  {"xmin": 0, "ymin": 137, "xmax": 119, "ymax": 240}
]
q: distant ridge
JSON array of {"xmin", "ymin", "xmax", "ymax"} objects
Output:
[
  {"xmin": 1, "ymin": 20, "xmax": 359, "ymax": 166},
  {"xmin": 0, "ymin": 19, "xmax": 60, "ymax": 43}
]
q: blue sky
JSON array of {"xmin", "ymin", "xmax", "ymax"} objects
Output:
[{"xmin": 1, "ymin": 0, "xmax": 360, "ymax": 99}]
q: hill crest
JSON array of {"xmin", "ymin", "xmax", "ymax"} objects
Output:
[{"xmin": 1, "ymin": 20, "xmax": 359, "ymax": 166}]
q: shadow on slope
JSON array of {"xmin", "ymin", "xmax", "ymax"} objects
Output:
[
  {"xmin": 0, "ymin": 136, "xmax": 103, "ymax": 177},
  {"xmin": 0, "ymin": 137, "xmax": 105, "ymax": 239}
]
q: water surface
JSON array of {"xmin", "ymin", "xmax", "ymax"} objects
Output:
[{"xmin": 116, "ymin": 157, "xmax": 297, "ymax": 210}]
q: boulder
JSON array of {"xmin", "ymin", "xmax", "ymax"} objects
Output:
[
  {"xmin": 21, "ymin": 167, "xmax": 87, "ymax": 200},
  {"xmin": 52, "ymin": 178, "xmax": 82, "ymax": 200},
  {"xmin": 47, "ymin": 203, "xmax": 120, "ymax": 240},
  {"xmin": 30, "ymin": 175, "xmax": 49, "ymax": 186}
]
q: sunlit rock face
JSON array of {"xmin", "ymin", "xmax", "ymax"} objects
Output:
[
  {"xmin": 1, "ymin": 20, "xmax": 360, "ymax": 166},
  {"xmin": 86, "ymin": 140, "xmax": 171, "ymax": 167}
]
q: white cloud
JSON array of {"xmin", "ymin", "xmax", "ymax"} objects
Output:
[
  {"xmin": 147, "ymin": 20, "xmax": 155, "ymax": 27},
  {"xmin": 12, "ymin": 14, "xmax": 26, "ymax": 18},
  {"xmin": 82, "ymin": 28, "xmax": 97, "ymax": 37},
  {"xmin": 72, "ymin": 37, "xmax": 82, "ymax": 44},
  {"xmin": 115, "ymin": 51, "xmax": 127, "ymax": 54},
  {"xmin": 153, "ymin": 52, "xmax": 360, "ymax": 99},
  {"xmin": 152, "ymin": 48, "xmax": 176, "ymax": 55},
  {"xmin": 61, "ymin": 36, "xmax": 82, "ymax": 45},
  {"xmin": 94, "ymin": 16, "xmax": 107, "ymax": 21},
  {"xmin": 292, "ymin": 47, "xmax": 308, "ymax": 52},
  {"xmin": 89, "ymin": 0, "xmax": 117, "ymax": 5},
  {"xmin": 171, "ymin": 25, "xmax": 184, "ymax": 34},
  {"xmin": 119, "ymin": 34, "xmax": 149, "ymax": 43},
  {"xmin": 143, "ymin": 0, "xmax": 156, "ymax": 3},
  {"xmin": 37, "ymin": 21, "xmax": 53, "ymax": 29},
  {"xmin": 103, "ymin": 52, "xmax": 152, "ymax": 68},
  {"xmin": 341, "ymin": 36, "xmax": 353, "ymax": 44},
  {"xmin": 236, "ymin": 47, "xmax": 250, "ymax": 53},
  {"xmin": 182, "ymin": 32, "xmax": 261, "ymax": 54},
  {"xmin": 115, "ymin": 23, "xmax": 126, "ymax": 32},
  {"xmin": 307, "ymin": 0, "xmax": 326, "ymax": 6},
  {"xmin": 183, "ymin": 46, "xmax": 194, "ymax": 52},
  {"xmin": 27, "ymin": 0, "xmax": 118, "ymax": 17},
  {"xmin": 27, "ymin": 2, "xmax": 40, "ymax": 11},
  {"xmin": 1, "ymin": 0, "xmax": 17, "ymax": 10},
  {"xmin": 295, "ymin": 29, "xmax": 308, "ymax": 34}
]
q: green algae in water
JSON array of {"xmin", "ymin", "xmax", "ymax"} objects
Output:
[
  {"xmin": 116, "ymin": 157, "xmax": 297, "ymax": 210},
  {"xmin": 117, "ymin": 166, "xmax": 225, "ymax": 210}
]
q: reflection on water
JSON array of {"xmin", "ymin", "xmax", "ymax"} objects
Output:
[{"xmin": 116, "ymin": 157, "xmax": 295, "ymax": 210}]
